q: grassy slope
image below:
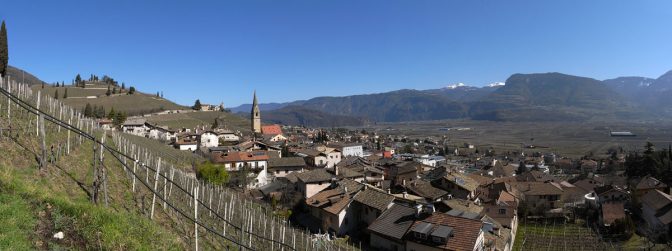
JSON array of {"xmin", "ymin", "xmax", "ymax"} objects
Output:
[
  {"xmin": 145, "ymin": 111, "xmax": 250, "ymax": 132},
  {"xmin": 0, "ymin": 146, "xmax": 185, "ymax": 250},
  {"xmin": 31, "ymin": 85, "xmax": 185, "ymax": 115}
]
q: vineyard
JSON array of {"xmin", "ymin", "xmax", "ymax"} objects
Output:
[
  {"xmin": 0, "ymin": 76, "xmax": 357, "ymax": 250},
  {"xmin": 513, "ymin": 220, "xmax": 611, "ymax": 251}
]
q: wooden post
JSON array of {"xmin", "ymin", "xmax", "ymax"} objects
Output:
[
  {"xmin": 39, "ymin": 113, "xmax": 47, "ymax": 169},
  {"xmin": 132, "ymin": 154, "xmax": 137, "ymax": 192},
  {"xmin": 36, "ymin": 91, "xmax": 40, "ymax": 135},
  {"xmin": 67, "ymin": 117, "xmax": 71, "ymax": 154},
  {"xmin": 150, "ymin": 158, "xmax": 161, "ymax": 220},
  {"xmin": 194, "ymin": 185, "xmax": 199, "ymax": 251},
  {"xmin": 92, "ymin": 139, "xmax": 99, "ymax": 204},
  {"xmin": 100, "ymin": 132, "xmax": 109, "ymax": 207}
]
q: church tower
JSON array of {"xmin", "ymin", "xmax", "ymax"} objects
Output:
[{"xmin": 251, "ymin": 91, "xmax": 261, "ymax": 134}]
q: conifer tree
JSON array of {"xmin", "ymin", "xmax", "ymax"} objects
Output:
[
  {"xmin": 193, "ymin": 99, "xmax": 202, "ymax": 110},
  {"xmin": 63, "ymin": 88, "xmax": 68, "ymax": 98},
  {"xmin": 128, "ymin": 86, "xmax": 136, "ymax": 94},
  {"xmin": 54, "ymin": 89, "xmax": 59, "ymax": 99},
  {"xmin": 0, "ymin": 21, "xmax": 8, "ymax": 77},
  {"xmin": 108, "ymin": 107, "xmax": 115, "ymax": 120},
  {"xmin": 84, "ymin": 103, "xmax": 93, "ymax": 117}
]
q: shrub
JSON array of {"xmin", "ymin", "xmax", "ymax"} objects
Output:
[{"xmin": 196, "ymin": 161, "xmax": 229, "ymax": 185}]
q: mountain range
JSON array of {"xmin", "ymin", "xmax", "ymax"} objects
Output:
[{"xmin": 232, "ymin": 70, "xmax": 672, "ymax": 125}]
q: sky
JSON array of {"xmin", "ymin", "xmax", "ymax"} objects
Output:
[{"xmin": 1, "ymin": 1, "xmax": 671, "ymax": 107}]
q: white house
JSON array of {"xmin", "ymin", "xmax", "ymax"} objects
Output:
[
  {"xmin": 211, "ymin": 151, "xmax": 270, "ymax": 188},
  {"xmin": 200, "ymin": 131, "xmax": 220, "ymax": 148},
  {"xmin": 413, "ymin": 155, "xmax": 446, "ymax": 167},
  {"xmin": 122, "ymin": 118, "xmax": 150, "ymax": 137},
  {"xmin": 329, "ymin": 143, "xmax": 364, "ymax": 157},
  {"xmin": 217, "ymin": 130, "xmax": 240, "ymax": 142}
]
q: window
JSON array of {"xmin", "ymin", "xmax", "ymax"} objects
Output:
[{"xmin": 498, "ymin": 208, "xmax": 506, "ymax": 215}]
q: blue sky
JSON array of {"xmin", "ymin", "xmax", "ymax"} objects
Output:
[{"xmin": 1, "ymin": 1, "xmax": 671, "ymax": 106}]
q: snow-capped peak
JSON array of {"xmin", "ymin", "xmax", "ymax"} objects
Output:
[
  {"xmin": 444, "ymin": 83, "xmax": 467, "ymax": 89},
  {"xmin": 487, "ymin": 82, "xmax": 505, "ymax": 87}
]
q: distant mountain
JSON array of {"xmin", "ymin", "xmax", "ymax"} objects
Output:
[
  {"xmin": 231, "ymin": 72, "xmax": 661, "ymax": 123},
  {"xmin": 229, "ymin": 102, "xmax": 291, "ymax": 113},
  {"xmin": 602, "ymin": 76, "xmax": 655, "ymax": 101},
  {"xmin": 424, "ymin": 83, "xmax": 502, "ymax": 102},
  {"xmin": 259, "ymin": 106, "xmax": 367, "ymax": 127},
  {"xmin": 284, "ymin": 89, "xmax": 468, "ymax": 122},
  {"xmin": 5, "ymin": 65, "xmax": 46, "ymax": 86},
  {"xmin": 469, "ymin": 73, "xmax": 638, "ymax": 121}
]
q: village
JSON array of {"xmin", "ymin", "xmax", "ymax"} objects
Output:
[{"xmin": 105, "ymin": 93, "xmax": 672, "ymax": 251}]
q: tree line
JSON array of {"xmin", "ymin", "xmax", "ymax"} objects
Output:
[
  {"xmin": 82, "ymin": 103, "xmax": 127, "ymax": 127},
  {"xmin": 625, "ymin": 142, "xmax": 672, "ymax": 184}
]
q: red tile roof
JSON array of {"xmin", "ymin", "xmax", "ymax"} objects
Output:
[
  {"xmin": 601, "ymin": 202, "xmax": 625, "ymax": 225},
  {"xmin": 261, "ymin": 124, "xmax": 283, "ymax": 135}
]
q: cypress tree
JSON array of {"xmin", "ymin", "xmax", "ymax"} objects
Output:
[
  {"xmin": 84, "ymin": 103, "xmax": 93, "ymax": 117},
  {"xmin": 0, "ymin": 21, "xmax": 8, "ymax": 77},
  {"xmin": 54, "ymin": 89, "xmax": 59, "ymax": 99},
  {"xmin": 108, "ymin": 107, "xmax": 115, "ymax": 120},
  {"xmin": 63, "ymin": 88, "xmax": 68, "ymax": 98}
]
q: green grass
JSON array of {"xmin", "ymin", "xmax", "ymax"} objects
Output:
[
  {"xmin": 0, "ymin": 191, "xmax": 37, "ymax": 250},
  {"xmin": 0, "ymin": 162, "xmax": 184, "ymax": 250}
]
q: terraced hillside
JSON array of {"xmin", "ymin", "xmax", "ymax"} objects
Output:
[
  {"xmin": 144, "ymin": 110, "xmax": 250, "ymax": 132},
  {"xmin": 31, "ymin": 84, "xmax": 184, "ymax": 116}
]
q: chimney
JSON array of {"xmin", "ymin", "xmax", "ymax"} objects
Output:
[
  {"xmin": 387, "ymin": 188, "xmax": 391, "ymax": 194},
  {"xmin": 335, "ymin": 165, "xmax": 339, "ymax": 176},
  {"xmin": 344, "ymin": 186, "xmax": 348, "ymax": 194},
  {"xmin": 402, "ymin": 179, "xmax": 406, "ymax": 187},
  {"xmin": 403, "ymin": 191, "xmax": 408, "ymax": 199},
  {"xmin": 415, "ymin": 204, "xmax": 423, "ymax": 218}
]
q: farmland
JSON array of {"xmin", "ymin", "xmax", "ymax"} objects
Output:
[
  {"xmin": 364, "ymin": 120, "xmax": 672, "ymax": 158},
  {"xmin": 513, "ymin": 221, "xmax": 608, "ymax": 251}
]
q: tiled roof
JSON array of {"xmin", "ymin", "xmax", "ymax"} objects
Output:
[
  {"xmin": 601, "ymin": 202, "xmax": 625, "ymax": 225},
  {"xmin": 641, "ymin": 189, "xmax": 672, "ymax": 211},
  {"xmin": 407, "ymin": 213, "xmax": 483, "ymax": 251},
  {"xmin": 268, "ymin": 157, "xmax": 306, "ymax": 168},
  {"xmin": 406, "ymin": 180, "xmax": 448, "ymax": 200},
  {"xmin": 514, "ymin": 182, "xmax": 564, "ymax": 196},
  {"xmin": 636, "ymin": 176, "xmax": 667, "ymax": 190},
  {"xmin": 467, "ymin": 173, "xmax": 494, "ymax": 186},
  {"xmin": 261, "ymin": 124, "xmax": 283, "ymax": 135},
  {"xmin": 353, "ymin": 187, "xmax": 394, "ymax": 211},
  {"xmin": 444, "ymin": 172, "xmax": 479, "ymax": 192},
  {"xmin": 442, "ymin": 199, "xmax": 483, "ymax": 216},
  {"xmin": 296, "ymin": 168, "xmax": 335, "ymax": 183},
  {"xmin": 594, "ymin": 185, "xmax": 627, "ymax": 196},
  {"xmin": 306, "ymin": 180, "xmax": 363, "ymax": 215},
  {"xmin": 367, "ymin": 203, "xmax": 416, "ymax": 240}
]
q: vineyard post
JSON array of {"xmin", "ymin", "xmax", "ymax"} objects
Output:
[
  {"xmin": 38, "ymin": 113, "xmax": 46, "ymax": 169},
  {"xmin": 194, "ymin": 185, "xmax": 199, "ymax": 251},
  {"xmin": 150, "ymin": 157, "xmax": 161, "ymax": 220},
  {"xmin": 35, "ymin": 91, "xmax": 40, "ymax": 135},
  {"xmin": 101, "ymin": 132, "xmax": 109, "ymax": 207}
]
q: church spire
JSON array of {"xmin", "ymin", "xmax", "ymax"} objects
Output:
[{"xmin": 251, "ymin": 91, "xmax": 261, "ymax": 134}]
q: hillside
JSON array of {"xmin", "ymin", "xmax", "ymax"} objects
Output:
[
  {"xmin": 282, "ymin": 89, "xmax": 467, "ymax": 122},
  {"xmin": 30, "ymin": 84, "xmax": 185, "ymax": 116},
  {"xmin": 258, "ymin": 106, "xmax": 367, "ymax": 127},
  {"xmin": 5, "ymin": 65, "xmax": 46, "ymax": 86},
  {"xmin": 144, "ymin": 110, "xmax": 250, "ymax": 132}
]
